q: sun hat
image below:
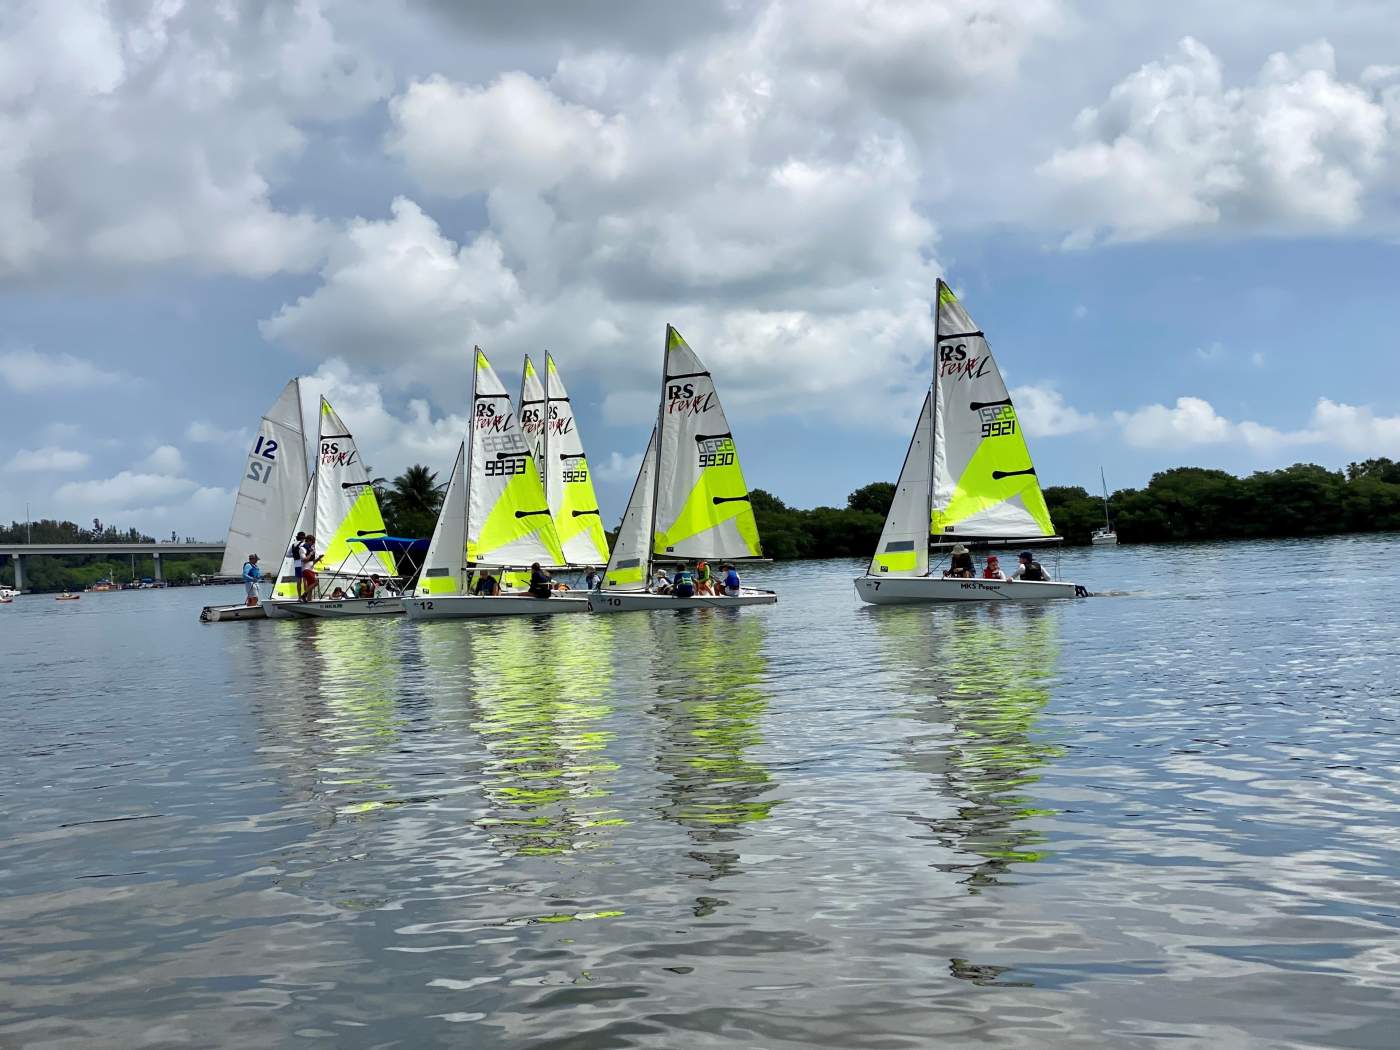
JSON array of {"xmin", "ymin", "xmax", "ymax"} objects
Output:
[{"xmin": 951, "ymin": 543, "xmax": 969, "ymax": 555}]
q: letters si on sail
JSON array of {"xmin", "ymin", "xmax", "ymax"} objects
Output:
[
  {"xmin": 931, "ymin": 282, "xmax": 1054, "ymax": 540},
  {"xmin": 467, "ymin": 348, "xmax": 566, "ymax": 568},
  {"xmin": 601, "ymin": 428, "xmax": 656, "ymax": 591},
  {"xmin": 416, "ymin": 443, "xmax": 467, "ymax": 596},
  {"xmin": 219, "ymin": 378, "xmax": 308, "ymax": 576},
  {"xmin": 652, "ymin": 326, "xmax": 762, "ymax": 560},
  {"xmin": 869, "ymin": 391, "xmax": 932, "ymax": 576},
  {"xmin": 543, "ymin": 355, "xmax": 610, "ymax": 567}
]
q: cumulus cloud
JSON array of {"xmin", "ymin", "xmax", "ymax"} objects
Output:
[
  {"xmin": 139, "ymin": 444, "xmax": 185, "ymax": 474},
  {"xmin": 0, "ymin": 0, "xmax": 388, "ymax": 279},
  {"xmin": 1041, "ymin": 37, "xmax": 1399, "ymax": 244},
  {"xmin": 54, "ymin": 471, "xmax": 199, "ymax": 509},
  {"xmin": 0, "ymin": 348, "xmax": 130, "ymax": 392},
  {"xmin": 5, "ymin": 446, "xmax": 91, "ymax": 472},
  {"xmin": 1114, "ymin": 395, "xmax": 1400, "ymax": 454},
  {"xmin": 186, "ymin": 421, "xmax": 248, "ymax": 446},
  {"xmin": 1011, "ymin": 384, "xmax": 1098, "ymax": 437}
]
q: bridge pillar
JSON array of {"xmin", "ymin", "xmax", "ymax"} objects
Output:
[
  {"xmin": 152, "ymin": 552, "xmax": 162, "ymax": 582},
  {"xmin": 11, "ymin": 554, "xmax": 22, "ymax": 592}
]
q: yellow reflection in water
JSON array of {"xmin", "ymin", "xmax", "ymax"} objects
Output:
[
  {"xmin": 646, "ymin": 610, "xmax": 776, "ymax": 882},
  {"xmin": 872, "ymin": 604, "xmax": 1063, "ymax": 888},
  {"xmin": 464, "ymin": 615, "xmax": 623, "ymax": 857}
]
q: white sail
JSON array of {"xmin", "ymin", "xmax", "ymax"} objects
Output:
[
  {"xmin": 311, "ymin": 398, "xmax": 397, "ymax": 578},
  {"xmin": 271, "ymin": 476, "xmax": 315, "ymax": 600},
  {"xmin": 518, "ymin": 355, "xmax": 547, "ymax": 467},
  {"xmin": 219, "ymin": 379, "xmax": 308, "ymax": 576},
  {"xmin": 652, "ymin": 326, "xmax": 762, "ymax": 560},
  {"xmin": 416, "ymin": 443, "xmax": 467, "ymax": 596},
  {"xmin": 931, "ymin": 281, "xmax": 1055, "ymax": 540},
  {"xmin": 467, "ymin": 348, "xmax": 567, "ymax": 568},
  {"xmin": 543, "ymin": 355, "xmax": 610, "ymax": 567},
  {"xmin": 600, "ymin": 428, "xmax": 657, "ymax": 592},
  {"xmin": 869, "ymin": 391, "xmax": 932, "ymax": 577}
]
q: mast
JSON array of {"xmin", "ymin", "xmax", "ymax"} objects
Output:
[
  {"xmin": 1100, "ymin": 467, "xmax": 1111, "ymax": 531},
  {"xmin": 649, "ymin": 326, "xmax": 669, "ymax": 580},
  {"xmin": 541, "ymin": 352, "xmax": 552, "ymax": 515},
  {"xmin": 465, "ymin": 346, "xmax": 479, "ymax": 586},
  {"xmin": 927, "ymin": 279, "xmax": 942, "ymax": 577}
]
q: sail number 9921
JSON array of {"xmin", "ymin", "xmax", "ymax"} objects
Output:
[
  {"xmin": 978, "ymin": 406, "xmax": 1017, "ymax": 439},
  {"xmin": 697, "ymin": 437, "xmax": 736, "ymax": 468}
]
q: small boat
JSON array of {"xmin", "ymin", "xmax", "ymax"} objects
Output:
[
  {"xmin": 408, "ymin": 347, "xmax": 587, "ymax": 620},
  {"xmin": 0, "ymin": 597, "xmax": 13, "ymax": 605},
  {"xmin": 1091, "ymin": 467, "xmax": 1118, "ymax": 545},
  {"xmin": 589, "ymin": 325, "xmax": 775, "ymax": 613},
  {"xmin": 55, "ymin": 592, "xmax": 81, "ymax": 601},
  {"xmin": 268, "ymin": 397, "xmax": 405, "ymax": 619},
  {"xmin": 200, "ymin": 379, "xmax": 311, "ymax": 623},
  {"xmin": 855, "ymin": 280, "xmax": 1087, "ymax": 605},
  {"xmin": 0, "ymin": 587, "xmax": 18, "ymax": 600}
]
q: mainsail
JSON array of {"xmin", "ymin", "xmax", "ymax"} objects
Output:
[
  {"xmin": 218, "ymin": 379, "xmax": 308, "ymax": 576},
  {"xmin": 268, "ymin": 395, "xmax": 395, "ymax": 596},
  {"xmin": 600, "ymin": 428, "xmax": 656, "ymax": 592},
  {"xmin": 519, "ymin": 355, "xmax": 547, "ymax": 467},
  {"xmin": 416, "ymin": 443, "xmax": 467, "ymax": 596},
  {"xmin": 868, "ymin": 391, "xmax": 932, "ymax": 577},
  {"xmin": 931, "ymin": 281, "xmax": 1054, "ymax": 540},
  {"xmin": 466, "ymin": 348, "xmax": 566, "ymax": 568},
  {"xmin": 652, "ymin": 325, "xmax": 762, "ymax": 560},
  {"xmin": 542, "ymin": 355, "xmax": 610, "ymax": 567}
]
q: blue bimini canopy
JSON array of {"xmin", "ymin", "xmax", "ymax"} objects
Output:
[{"xmin": 349, "ymin": 536, "xmax": 430, "ymax": 559}]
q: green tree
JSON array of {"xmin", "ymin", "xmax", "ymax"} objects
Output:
[
  {"xmin": 846, "ymin": 482, "xmax": 896, "ymax": 516},
  {"xmin": 381, "ymin": 465, "xmax": 443, "ymax": 538}
]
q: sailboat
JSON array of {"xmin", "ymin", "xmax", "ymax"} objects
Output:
[
  {"xmin": 855, "ymin": 280, "xmax": 1085, "ymax": 604},
  {"xmin": 405, "ymin": 348, "xmax": 588, "ymax": 619},
  {"xmin": 1091, "ymin": 467, "xmax": 1118, "ymax": 545},
  {"xmin": 519, "ymin": 353, "xmax": 611, "ymax": 573},
  {"xmin": 200, "ymin": 380, "xmax": 309, "ymax": 623},
  {"xmin": 589, "ymin": 325, "xmax": 776, "ymax": 612},
  {"xmin": 266, "ymin": 397, "xmax": 402, "ymax": 618}
]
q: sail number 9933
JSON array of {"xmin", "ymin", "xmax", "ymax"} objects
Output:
[
  {"xmin": 697, "ymin": 437, "xmax": 736, "ymax": 468},
  {"xmin": 485, "ymin": 456, "xmax": 529, "ymax": 477}
]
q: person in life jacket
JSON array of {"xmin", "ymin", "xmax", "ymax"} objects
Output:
[
  {"xmin": 671, "ymin": 562, "xmax": 696, "ymax": 598},
  {"xmin": 1012, "ymin": 550, "xmax": 1050, "ymax": 581},
  {"xmin": 695, "ymin": 560, "xmax": 714, "ymax": 595},
  {"xmin": 721, "ymin": 563, "xmax": 741, "ymax": 596},
  {"xmin": 944, "ymin": 543, "xmax": 975, "ymax": 578},
  {"xmin": 528, "ymin": 562, "xmax": 553, "ymax": 598},
  {"xmin": 982, "ymin": 554, "xmax": 1007, "ymax": 581}
]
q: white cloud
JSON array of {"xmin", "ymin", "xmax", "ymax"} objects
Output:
[
  {"xmin": 0, "ymin": 0, "xmax": 388, "ymax": 279},
  {"xmin": 1112, "ymin": 395, "xmax": 1400, "ymax": 454},
  {"xmin": 1041, "ymin": 37, "xmax": 1398, "ymax": 244},
  {"xmin": 0, "ymin": 348, "xmax": 129, "ymax": 393},
  {"xmin": 5, "ymin": 446, "xmax": 91, "ymax": 472},
  {"xmin": 1011, "ymin": 384, "xmax": 1098, "ymax": 437},
  {"xmin": 54, "ymin": 471, "xmax": 198, "ymax": 509},
  {"xmin": 591, "ymin": 450, "xmax": 644, "ymax": 483},
  {"xmin": 139, "ymin": 444, "xmax": 185, "ymax": 474},
  {"xmin": 186, "ymin": 421, "xmax": 248, "ymax": 446},
  {"xmin": 1308, "ymin": 398, "xmax": 1400, "ymax": 452}
]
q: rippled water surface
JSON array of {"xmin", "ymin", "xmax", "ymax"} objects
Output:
[{"xmin": 4, "ymin": 536, "xmax": 1400, "ymax": 1048}]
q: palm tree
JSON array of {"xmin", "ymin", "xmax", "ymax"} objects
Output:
[{"xmin": 382, "ymin": 465, "xmax": 443, "ymax": 538}]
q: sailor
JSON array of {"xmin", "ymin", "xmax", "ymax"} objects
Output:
[
  {"xmin": 472, "ymin": 569, "xmax": 500, "ymax": 596},
  {"xmin": 289, "ymin": 531, "xmax": 305, "ymax": 593},
  {"xmin": 671, "ymin": 562, "xmax": 696, "ymax": 598},
  {"xmin": 652, "ymin": 567, "xmax": 672, "ymax": 594},
  {"xmin": 1012, "ymin": 550, "xmax": 1050, "ymax": 581},
  {"xmin": 241, "ymin": 554, "xmax": 262, "ymax": 607},
  {"xmin": 585, "ymin": 566, "xmax": 601, "ymax": 591},
  {"xmin": 722, "ymin": 563, "xmax": 742, "ymax": 597},
  {"xmin": 528, "ymin": 562, "xmax": 553, "ymax": 599},
  {"xmin": 945, "ymin": 543, "xmax": 975, "ymax": 578},
  {"xmin": 695, "ymin": 560, "xmax": 715, "ymax": 595},
  {"xmin": 982, "ymin": 554, "xmax": 1007, "ymax": 581}
]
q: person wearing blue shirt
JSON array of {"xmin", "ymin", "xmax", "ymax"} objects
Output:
[
  {"xmin": 721, "ymin": 563, "xmax": 741, "ymax": 596},
  {"xmin": 241, "ymin": 554, "xmax": 263, "ymax": 607},
  {"xmin": 671, "ymin": 562, "xmax": 696, "ymax": 598}
]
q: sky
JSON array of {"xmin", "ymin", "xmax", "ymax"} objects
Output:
[{"xmin": 2, "ymin": 0, "xmax": 1399, "ymax": 540}]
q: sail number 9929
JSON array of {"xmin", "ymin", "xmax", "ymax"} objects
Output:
[{"xmin": 697, "ymin": 437, "xmax": 736, "ymax": 468}]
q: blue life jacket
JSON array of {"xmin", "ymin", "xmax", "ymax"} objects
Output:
[
  {"xmin": 673, "ymin": 569, "xmax": 694, "ymax": 588},
  {"xmin": 724, "ymin": 569, "xmax": 740, "ymax": 589}
]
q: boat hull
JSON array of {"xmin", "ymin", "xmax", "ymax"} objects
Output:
[
  {"xmin": 854, "ymin": 576, "xmax": 1079, "ymax": 604},
  {"xmin": 403, "ymin": 594, "xmax": 590, "ymax": 619},
  {"xmin": 200, "ymin": 603, "xmax": 268, "ymax": 623},
  {"xmin": 262, "ymin": 600, "xmax": 302, "ymax": 620},
  {"xmin": 1091, "ymin": 533, "xmax": 1118, "ymax": 545},
  {"xmin": 587, "ymin": 589, "xmax": 777, "ymax": 613},
  {"xmin": 286, "ymin": 597, "xmax": 405, "ymax": 618}
]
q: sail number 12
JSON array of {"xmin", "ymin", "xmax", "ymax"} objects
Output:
[{"xmin": 245, "ymin": 435, "xmax": 279, "ymax": 483}]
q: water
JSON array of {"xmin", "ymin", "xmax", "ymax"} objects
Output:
[{"xmin": 4, "ymin": 535, "xmax": 1400, "ymax": 1048}]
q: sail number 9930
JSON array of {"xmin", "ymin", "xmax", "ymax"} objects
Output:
[{"xmin": 697, "ymin": 437, "xmax": 736, "ymax": 468}]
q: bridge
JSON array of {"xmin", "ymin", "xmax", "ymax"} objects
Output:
[{"xmin": 0, "ymin": 543, "xmax": 225, "ymax": 590}]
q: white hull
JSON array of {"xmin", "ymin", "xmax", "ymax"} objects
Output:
[
  {"xmin": 587, "ymin": 589, "xmax": 777, "ymax": 613},
  {"xmin": 263, "ymin": 600, "xmax": 303, "ymax": 620},
  {"xmin": 286, "ymin": 596, "xmax": 405, "ymax": 618},
  {"xmin": 1091, "ymin": 531, "xmax": 1118, "ymax": 545},
  {"xmin": 403, "ymin": 594, "xmax": 590, "ymax": 619},
  {"xmin": 854, "ymin": 576, "xmax": 1079, "ymax": 604},
  {"xmin": 200, "ymin": 603, "xmax": 268, "ymax": 623}
]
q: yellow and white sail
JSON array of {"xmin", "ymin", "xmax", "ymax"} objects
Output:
[
  {"xmin": 219, "ymin": 378, "xmax": 308, "ymax": 576},
  {"xmin": 653, "ymin": 326, "xmax": 762, "ymax": 560},
  {"xmin": 868, "ymin": 391, "xmax": 932, "ymax": 577},
  {"xmin": 467, "ymin": 348, "xmax": 566, "ymax": 569},
  {"xmin": 600, "ymin": 428, "xmax": 656, "ymax": 592},
  {"xmin": 415, "ymin": 443, "xmax": 467, "ymax": 596},
  {"xmin": 542, "ymin": 355, "xmax": 610, "ymax": 567},
  {"xmin": 931, "ymin": 281, "xmax": 1054, "ymax": 540}
]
